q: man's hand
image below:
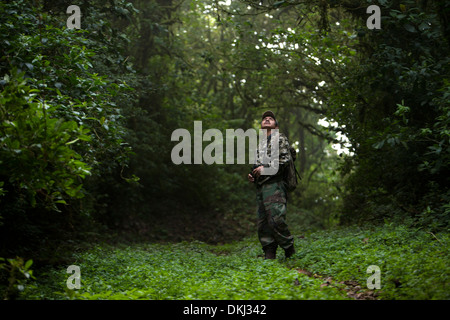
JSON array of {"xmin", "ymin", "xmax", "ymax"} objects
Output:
[
  {"xmin": 252, "ymin": 165, "xmax": 264, "ymax": 178},
  {"xmin": 248, "ymin": 165, "xmax": 264, "ymax": 182}
]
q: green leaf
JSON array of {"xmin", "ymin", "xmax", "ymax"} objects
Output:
[
  {"xmin": 66, "ymin": 138, "xmax": 80, "ymax": 145},
  {"xmin": 404, "ymin": 24, "xmax": 417, "ymax": 33},
  {"xmin": 418, "ymin": 21, "xmax": 431, "ymax": 31},
  {"xmin": 273, "ymin": 1, "xmax": 287, "ymax": 8},
  {"xmin": 24, "ymin": 259, "xmax": 33, "ymax": 270},
  {"xmin": 372, "ymin": 140, "xmax": 385, "ymax": 149}
]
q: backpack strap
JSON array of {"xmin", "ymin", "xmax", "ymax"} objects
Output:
[{"xmin": 294, "ymin": 166, "xmax": 302, "ymax": 181}]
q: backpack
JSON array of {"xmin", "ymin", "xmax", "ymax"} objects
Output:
[{"xmin": 285, "ymin": 146, "xmax": 301, "ymax": 192}]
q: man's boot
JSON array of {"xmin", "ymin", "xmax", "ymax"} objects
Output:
[
  {"xmin": 263, "ymin": 244, "xmax": 277, "ymax": 260},
  {"xmin": 284, "ymin": 245, "xmax": 295, "ymax": 258}
]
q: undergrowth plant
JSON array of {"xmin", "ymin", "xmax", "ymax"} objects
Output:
[
  {"xmin": 286, "ymin": 223, "xmax": 449, "ymax": 299},
  {"xmin": 21, "ymin": 223, "xmax": 448, "ymax": 300}
]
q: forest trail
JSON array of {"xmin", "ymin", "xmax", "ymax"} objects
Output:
[
  {"xmin": 2, "ymin": 0, "xmax": 449, "ymax": 306},
  {"xmin": 22, "ymin": 223, "xmax": 448, "ymax": 300}
]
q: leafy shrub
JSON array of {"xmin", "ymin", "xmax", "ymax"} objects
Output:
[
  {"xmin": 0, "ymin": 0, "xmax": 133, "ymax": 260},
  {"xmin": 22, "ymin": 223, "xmax": 448, "ymax": 300},
  {"xmin": 287, "ymin": 223, "xmax": 449, "ymax": 299},
  {"xmin": 0, "ymin": 71, "xmax": 92, "ymax": 209},
  {"xmin": 0, "ymin": 257, "xmax": 34, "ymax": 300},
  {"xmin": 23, "ymin": 239, "xmax": 347, "ymax": 300}
]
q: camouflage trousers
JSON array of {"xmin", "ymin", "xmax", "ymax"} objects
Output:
[{"xmin": 256, "ymin": 180, "xmax": 294, "ymax": 250}]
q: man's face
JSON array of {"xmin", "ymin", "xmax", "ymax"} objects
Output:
[{"xmin": 261, "ymin": 116, "xmax": 276, "ymax": 129}]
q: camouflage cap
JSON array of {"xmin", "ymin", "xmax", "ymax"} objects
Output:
[{"xmin": 262, "ymin": 110, "xmax": 276, "ymax": 121}]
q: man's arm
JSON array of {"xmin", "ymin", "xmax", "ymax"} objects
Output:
[{"xmin": 278, "ymin": 133, "xmax": 292, "ymax": 168}]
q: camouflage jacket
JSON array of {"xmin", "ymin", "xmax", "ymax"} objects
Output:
[{"xmin": 252, "ymin": 131, "xmax": 291, "ymax": 186}]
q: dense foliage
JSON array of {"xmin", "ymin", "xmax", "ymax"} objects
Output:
[
  {"xmin": 326, "ymin": 0, "xmax": 450, "ymax": 228},
  {"xmin": 0, "ymin": 0, "xmax": 448, "ymax": 300},
  {"xmin": 0, "ymin": 0, "xmax": 135, "ymax": 261},
  {"xmin": 21, "ymin": 223, "xmax": 448, "ymax": 300}
]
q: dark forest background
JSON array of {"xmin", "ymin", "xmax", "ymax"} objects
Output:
[{"xmin": 0, "ymin": 0, "xmax": 448, "ymax": 269}]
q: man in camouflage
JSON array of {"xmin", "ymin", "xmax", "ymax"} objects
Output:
[{"xmin": 247, "ymin": 111, "xmax": 295, "ymax": 259}]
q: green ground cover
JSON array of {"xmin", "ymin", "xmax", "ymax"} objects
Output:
[{"xmin": 21, "ymin": 223, "xmax": 449, "ymax": 300}]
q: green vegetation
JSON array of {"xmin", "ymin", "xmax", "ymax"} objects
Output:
[
  {"xmin": 288, "ymin": 223, "xmax": 449, "ymax": 300},
  {"xmin": 20, "ymin": 223, "xmax": 448, "ymax": 300},
  {"xmin": 1, "ymin": 0, "xmax": 448, "ymax": 300},
  {"xmin": 23, "ymin": 241, "xmax": 347, "ymax": 300}
]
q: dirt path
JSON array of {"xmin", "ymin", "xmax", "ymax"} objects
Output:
[{"xmin": 296, "ymin": 268, "xmax": 380, "ymax": 300}]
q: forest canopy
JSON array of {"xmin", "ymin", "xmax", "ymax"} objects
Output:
[{"xmin": 0, "ymin": 0, "xmax": 449, "ymax": 265}]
